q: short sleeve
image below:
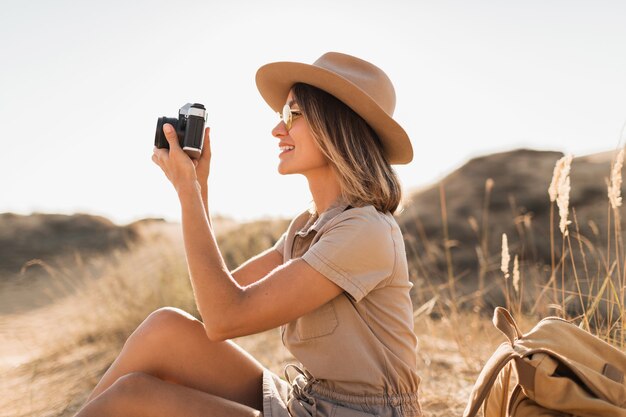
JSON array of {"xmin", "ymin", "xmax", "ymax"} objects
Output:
[{"xmin": 301, "ymin": 209, "xmax": 395, "ymax": 302}]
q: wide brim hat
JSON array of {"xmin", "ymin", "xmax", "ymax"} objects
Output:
[{"xmin": 255, "ymin": 52, "xmax": 413, "ymax": 165}]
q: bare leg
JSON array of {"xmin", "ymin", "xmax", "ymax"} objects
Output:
[
  {"xmin": 83, "ymin": 307, "xmax": 266, "ymax": 410},
  {"xmin": 75, "ymin": 372, "xmax": 263, "ymax": 417}
]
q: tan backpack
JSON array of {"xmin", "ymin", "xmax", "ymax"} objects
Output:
[{"xmin": 463, "ymin": 307, "xmax": 626, "ymax": 417}]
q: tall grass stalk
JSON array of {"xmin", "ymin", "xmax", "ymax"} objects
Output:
[
  {"xmin": 500, "ymin": 233, "xmax": 511, "ymax": 309},
  {"xmin": 478, "ymin": 179, "xmax": 495, "ymax": 312},
  {"xmin": 608, "ymin": 148, "xmax": 626, "ymax": 347},
  {"xmin": 512, "ymin": 255, "xmax": 521, "ymax": 319},
  {"xmin": 439, "ymin": 182, "xmax": 457, "ymax": 315}
]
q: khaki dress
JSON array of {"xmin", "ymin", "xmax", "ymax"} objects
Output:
[{"xmin": 262, "ymin": 197, "xmax": 422, "ymax": 417}]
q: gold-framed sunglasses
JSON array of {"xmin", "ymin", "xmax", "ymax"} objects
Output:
[{"xmin": 279, "ymin": 104, "xmax": 302, "ymax": 130}]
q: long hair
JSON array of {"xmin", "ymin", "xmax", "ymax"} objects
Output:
[{"xmin": 292, "ymin": 83, "xmax": 403, "ymax": 214}]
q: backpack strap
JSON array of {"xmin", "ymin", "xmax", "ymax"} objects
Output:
[
  {"xmin": 493, "ymin": 307, "xmax": 537, "ymax": 393},
  {"xmin": 463, "ymin": 342, "xmax": 518, "ymax": 417},
  {"xmin": 463, "ymin": 308, "xmax": 526, "ymax": 417},
  {"xmin": 493, "ymin": 307, "xmax": 523, "ymax": 344}
]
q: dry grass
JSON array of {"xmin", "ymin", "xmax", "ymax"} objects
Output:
[
  {"xmin": 409, "ymin": 149, "xmax": 626, "ymax": 344},
  {"xmin": 0, "ymin": 222, "xmax": 195, "ymax": 416},
  {"xmin": 0, "ymin": 219, "xmax": 500, "ymax": 417}
]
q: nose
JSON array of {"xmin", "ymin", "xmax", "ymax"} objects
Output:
[{"xmin": 272, "ymin": 120, "xmax": 288, "ymax": 138}]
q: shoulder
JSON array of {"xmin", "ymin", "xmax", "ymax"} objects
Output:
[
  {"xmin": 316, "ymin": 205, "xmax": 398, "ymax": 255},
  {"xmin": 328, "ymin": 205, "xmax": 397, "ymax": 233},
  {"xmin": 302, "ymin": 205, "xmax": 400, "ymax": 301}
]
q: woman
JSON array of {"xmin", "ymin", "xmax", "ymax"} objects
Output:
[{"xmin": 74, "ymin": 52, "xmax": 422, "ymax": 417}]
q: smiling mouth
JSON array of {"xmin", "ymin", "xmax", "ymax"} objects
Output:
[{"xmin": 279, "ymin": 146, "xmax": 295, "ymax": 155}]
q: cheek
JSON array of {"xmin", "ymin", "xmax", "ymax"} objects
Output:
[
  {"xmin": 290, "ymin": 125, "xmax": 328, "ymax": 165},
  {"xmin": 310, "ymin": 146, "xmax": 328, "ymax": 164},
  {"xmin": 296, "ymin": 131, "xmax": 317, "ymax": 153},
  {"xmin": 298, "ymin": 138, "xmax": 324, "ymax": 161}
]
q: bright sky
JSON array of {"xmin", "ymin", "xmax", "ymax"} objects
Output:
[{"xmin": 1, "ymin": 0, "xmax": 625, "ymax": 225}]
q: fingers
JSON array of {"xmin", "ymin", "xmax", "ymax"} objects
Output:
[
  {"xmin": 200, "ymin": 127, "xmax": 212, "ymax": 160},
  {"xmin": 152, "ymin": 146, "xmax": 171, "ymax": 174},
  {"xmin": 152, "ymin": 145, "xmax": 178, "ymax": 182},
  {"xmin": 152, "ymin": 146, "xmax": 169, "ymax": 163}
]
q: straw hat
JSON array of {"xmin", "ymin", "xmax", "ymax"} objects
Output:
[{"xmin": 255, "ymin": 52, "xmax": 413, "ymax": 165}]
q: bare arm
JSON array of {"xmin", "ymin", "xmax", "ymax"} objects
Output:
[
  {"xmin": 231, "ymin": 247, "xmax": 284, "ymax": 287},
  {"xmin": 173, "ymin": 182, "xmax": 342, "ymax": 341},
  {"xmin": 201, "ymin": 182, "xmax": 210, "ymax": 225}
]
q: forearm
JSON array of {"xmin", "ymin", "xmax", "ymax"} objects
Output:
[
  {"xmin": 176, "ymin": 182, "xmax": 240, "ymax": 334},
  {"xmin": 199, "ymin": 180, "xmax": 210, "ymax": 226}
]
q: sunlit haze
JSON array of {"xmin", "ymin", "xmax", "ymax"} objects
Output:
[{"xmin": 1, "ymin": 1, "xmax": 625, "ymax": 224}]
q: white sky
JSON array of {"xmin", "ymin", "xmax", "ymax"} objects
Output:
[{"xmin": 1, "ymin": 0, "xmax": 625, "ymax": 225}]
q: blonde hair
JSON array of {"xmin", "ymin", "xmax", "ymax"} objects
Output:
[{"xmin": 292, "ymin": 83, "xmax": 403, "ymax": 214}]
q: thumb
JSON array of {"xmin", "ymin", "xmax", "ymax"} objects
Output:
[{"xmin": 163, "ymin": 124, "xmax": 181, "ymax": 150}]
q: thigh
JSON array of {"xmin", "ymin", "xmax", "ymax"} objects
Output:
[
  {"xmin": 92, "ymin": 307, "xmax": 266, "ymax": 410},
  {"xmin": 77, "ymin": 372, "xmax": 263, "ymax": 417}
]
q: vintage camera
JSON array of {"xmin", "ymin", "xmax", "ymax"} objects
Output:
[{"xmin": 154, "ymin": 103, "xmax": 207, "ymax": 159}]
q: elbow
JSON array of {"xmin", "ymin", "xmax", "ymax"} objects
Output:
[
  {"xmin": 202, "ymin": 312, "xmax": 242, "ymax": 342},
  {"xmin": 201, "ymin": 289, "xmax": 247, "ymax": 342},
  {"xmin": 205, "ymin": 321, "xmax": 244, "ymax": 342},
  {"xmin": 205, "ymin": 327, "xmax": 228, "ymax": 342},
  {"xmin": 202, "ymin": 316, "xmax": 231, "ymax": 341}
]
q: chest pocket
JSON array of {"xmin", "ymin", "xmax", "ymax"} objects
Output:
[{"xmin": 295, "ymin": 300, "xmax": 339, "ymax": 340}]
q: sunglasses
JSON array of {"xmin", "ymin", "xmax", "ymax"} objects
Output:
[{"xmin": 279, "ymin": 104, "xmax": 303, "ymax": 130}]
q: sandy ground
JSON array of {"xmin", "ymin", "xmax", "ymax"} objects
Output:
[{"xmin": 0, "ymin": 299, "xmax": 503, "ymax": 417}]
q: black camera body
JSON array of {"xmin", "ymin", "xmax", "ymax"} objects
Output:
[{"xmin": 155, "ymin": 103, "xmax": 207, "ymax": 159}]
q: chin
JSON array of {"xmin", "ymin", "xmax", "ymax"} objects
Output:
[
  {"xmin": 277, "ymin": 164, "xmax": 293, "ymax": 175},
  {"xmin": 278, "ymin": 158, "xmax": 303, "ymax": 175}
]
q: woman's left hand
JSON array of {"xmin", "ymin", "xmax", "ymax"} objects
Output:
[
  {"xmin": 152, "ymin": 124, "xmax": 211, "ymax": 193},
  {"xmin": 194, "ymin": 127, "xmax": 212, "ymax": 186}
]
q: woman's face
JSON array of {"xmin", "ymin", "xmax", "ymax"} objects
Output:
[{"xmin": 272, "ymin": 90, "xmax": 329, "ymax": 177}]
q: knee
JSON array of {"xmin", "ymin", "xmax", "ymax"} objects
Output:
[
  {"xmin": 126, "ymin": 307, "xmax": 201, "ymax": 347},
  {"xmin": 146, "ymin": 306, "xmax": 198, "ymax": 328},
  {"xmin": 110, "ymin": 371, "xmax": 154, "ymax": 398},
  {"xmin": 76, "ymin": 372, "xmax": 155, "ymax": 415}
]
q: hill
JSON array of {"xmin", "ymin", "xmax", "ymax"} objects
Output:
[
  {"xmin": 0, "ymin": 213, "xmax": 143, "ymax": 278},
  {"xmin": 397, "ymin": 148, "xmax": 621, "ymax": 310}
]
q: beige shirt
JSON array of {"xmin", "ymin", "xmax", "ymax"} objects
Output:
[{"xmin": 273, "ymin": 197, "xmax": 421, "ymax": 396}]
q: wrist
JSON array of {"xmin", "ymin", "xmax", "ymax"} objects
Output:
[
  {"xmin": 197, "ymin": 171, "xmax": 209, "ymax": 184},
  {"xmin": 176, "ymin": 180, "xmax": 201, "ymax": 198}
]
